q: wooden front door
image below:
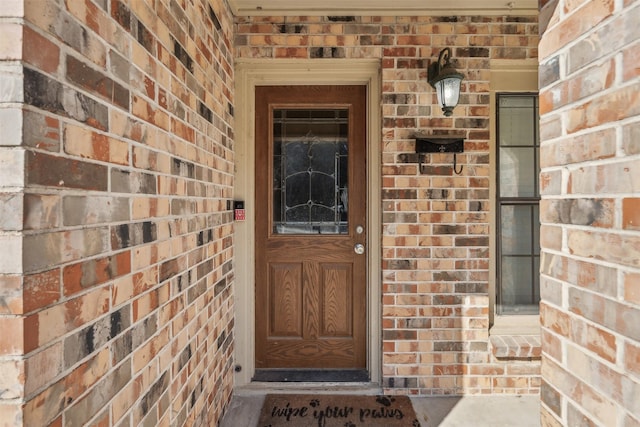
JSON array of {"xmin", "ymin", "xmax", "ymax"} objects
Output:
[{"xmin": 255, "ymin": 85, "xmax": 367, "ymax": 380}]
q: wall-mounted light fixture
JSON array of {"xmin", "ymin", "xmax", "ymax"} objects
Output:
[
  {"xmin": 415, "ymin": 135, "xmax": 465, "ymax": 175},
  {"xmin": 428, "ymin": 47, "xmax": 465, "ymax": 117}
]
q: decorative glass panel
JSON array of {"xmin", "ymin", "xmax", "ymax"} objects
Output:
[{"xmin": 273, "ymin": 109, "xmax": 349, "ymax": 235}]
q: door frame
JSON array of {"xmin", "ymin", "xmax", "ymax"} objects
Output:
[{"xmin": 234, "ymin": 59, "xmax": 382, "ymax": 386}]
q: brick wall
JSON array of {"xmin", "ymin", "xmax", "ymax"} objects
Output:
[
  {"xmin": 0, "ymin": 0, "xmax": 235, "ymax": 425},
  {"xmin": 236, "ymin": 15, "xmax": 541, "ymax": 395},
  {"xmin": 538, "ymin": 0, "xmax": 640, "ymax": 425}
]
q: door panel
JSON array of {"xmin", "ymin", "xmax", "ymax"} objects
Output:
[
  {"xmin": 255, "ymin": 85, "xmax": 367, "ymax": 375},
  {"xmin": 269, "ymin": 263, "xmax": 303, "ymax": 337},
  {"xmin": 319, "ymin": 263, "xmax": 352, "ymax": 337}
]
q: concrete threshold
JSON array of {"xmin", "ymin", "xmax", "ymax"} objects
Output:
[{"xmin": 233, "ymin": 381, "xmax": 383, "ymax": 395}]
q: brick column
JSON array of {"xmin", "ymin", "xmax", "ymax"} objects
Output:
[
  {"xmin": 539, "ymin": 0, "xmax": 640, "ymax": 425},
  {"xmin": 1, "ymin": 0, "xmax": 236, "ymax": 425}
]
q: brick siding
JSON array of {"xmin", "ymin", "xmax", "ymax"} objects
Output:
[
  {"xmin": 539, "ymin": 0, "xmax": 640, "ymax": 425},
  {"xmin": 236, "ymin": 15, "xmax": 541, "ymax": 395},
  {"xmin": 0, "ymin": 0, "xmax": 235, "ymax": 425}
]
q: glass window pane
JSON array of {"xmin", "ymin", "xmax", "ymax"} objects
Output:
[
  {"xmin": 272, "ymin": 109, "xmax": 349, "ymax": 235},
  {"xmin": 499, "ymin": 256, "xmax": 537, "ymax": 314},
  {"xmin": 499, "ymin": 147, "xmax": 537, "ymax": 197},
  {"xmin": 500, "ymin": 205, "xmax": 533, "ymax": 255},
  {"xmin": 498, "ymin": 96, "xmax": 537, "ymax": 147}
]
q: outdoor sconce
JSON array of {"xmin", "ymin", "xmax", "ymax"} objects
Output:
[
  {"xmin": 428, "ymin": 47, "xmax": 465, "ymax": 117},
  {"xmin": 415, "ymin": 135, "xmax": 465, "ymax": 175}
]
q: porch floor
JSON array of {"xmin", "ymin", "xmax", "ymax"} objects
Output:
[{"xmin": 219, "ymin": 384, "xmax": 540, "ymax": 427}]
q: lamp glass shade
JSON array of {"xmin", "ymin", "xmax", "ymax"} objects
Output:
[{"xmin": 435, "ymin": 77, "xmax": 462, "ymax": 116}]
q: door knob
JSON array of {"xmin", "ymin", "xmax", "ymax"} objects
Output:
[{"xmin": 354, "ymin": 243, "xmax": 365, "ymax": 254}]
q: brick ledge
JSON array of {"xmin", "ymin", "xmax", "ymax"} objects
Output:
[{"xmin": 490, "ymin": 334, "xmax": 541, "ymax": 359}]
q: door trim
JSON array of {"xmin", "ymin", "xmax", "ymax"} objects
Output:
[{"xmin": 234, "ymin": 59, "xmax": 382, "ymax": 386}]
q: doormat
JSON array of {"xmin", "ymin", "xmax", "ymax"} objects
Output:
[{"xmin": 258, "ymin": 394, "xmax": 420, "ymax": 427}]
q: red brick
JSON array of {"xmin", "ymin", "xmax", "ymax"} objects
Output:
[
  {"xmin": 131, "ymin": 95, "xmax": 170, "ymax": 130},
  {"xmin": 623, "ymin": 198, "xmax": 640, "ymax": 231},
  {"xmin": 540, "ymin": 225, "xmax": 563, "ymax": 251},
  {"xmin": 274, "ymin": 47, "xmax": 307, "ymax": 58},
  {"xmin": 622, "ymin": 41, "xmax": 640, "ymax": 82},
  {"xmin": 541, "ymin": 303, "xmax": 571, "ymax": 337},
  {"xmin": 540, "ymin": 81, "xmax": 568, "ymax": 114},
  {"xmin": 623, "ymin": 272, "xmax": 640, "ymax": 305},
  {"xmin": 572, "ymin": 321, "xmax": 618, "ymax": 363},
  {"xmin": 570, "ymin": 59, "xmax": 616, "ymax": 102},
  {"xmin": 171, "ymin": 117, "xmax": 195, "ymax": 142},
  {"xmin": 541, "ymin": 329, "xmax": 562, "ymax": 363},
  {"xmin": 23, "ymin": 269, "xmax": 60, "ymax": 313},
  {"xmin": 0, "ymin": 316, "xmax": 24, "ymax": 355},
  {"xmin": 625, "ymin": 340, "xmax": 640, "ymax": 379},
  {"xmin": 64, "ymin": 349, "xmax": 110, "ymax": 405},
  {"xmin": 24, "ymin": 287, "xmax": 110, "ymax": 352},
  {"xmin": 540, "ymin": 169, "xmax": 562, "ymax": 196},
  {"xmin": 132, "ymin": 289, "xmax": 159, "ymax": 322},
  {"xmin": 570, "ymin": 286, "xmax": 640, "ymax": 344},
  {"xmin": 567, "ymin": 229, "xmax": 640, "ymax": 269},
  {"xmin": 396, "ymin": 35, "xmax": 431, "ymax": 45},
  {"xmin": 133, "ymin": 326, "xmax": 170, "ymax": 373},
  {"xmin": 569, "ymin": 159, "xmax": 640, "ymax": 194},
  {"xmin": 567, "ymin": 86, "xmax": 640, "ymax": 134},
  {"xmin": 542, "ymin": 254, "xmax": 617, "ymax": 297},
  {"xmin": 26, "ymin": 151, "xmax": 108, "ymax": 191},
  {"xmin": 23, "ymin": 111, "xmax": 60, "ymax": 152},
  {"xmin": 63, "ymin": 251, "xmax": 131, "ymax": 296},
  {"xmin": 66, "ymin": 55, "xmax": 129, "ymax": 109},
  {"xmin": 540, "ymin": 128, "xmax": 616, "ymax": 168},
  {"xmin": 0, "ymin": 275, "xmax": 22, "ymax": 315},
  {"xmin": 22, "ymin": 26, "xmax": 60, "ymax": 73},
  {"xmin": 64, "ymin": 125, "xmax": 108, "ymax": 162}
]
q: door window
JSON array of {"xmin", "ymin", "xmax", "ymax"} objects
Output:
[{"xmin": 272, "ymin": 109, "xmax": 349, "ymax": 235}]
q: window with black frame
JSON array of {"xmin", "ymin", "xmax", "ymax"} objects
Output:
[{"xmin": 496, "ymin": 93, "xmax": 540, "ymax": 315}]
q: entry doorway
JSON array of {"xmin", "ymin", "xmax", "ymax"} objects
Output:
[
  {"xmin": 232, "ymin": 60, "xmax": 381, "ymax": 386},
  {"xmin": 254, "ymin": 85, "xmax": 367, "ymax": 381}
]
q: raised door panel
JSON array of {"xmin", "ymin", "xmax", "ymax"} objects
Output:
[
  {"xmin": 268, "ymin": 263, "xmax": 303, "ymax": 337},
  {"xmin": 320, "ymin": 263, "xmax": 353, "ymax": 337}
]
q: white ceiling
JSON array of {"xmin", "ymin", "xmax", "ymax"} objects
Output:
[{"xmin": 227, "ymin": 0, "xmax": 539, "ymax": 16}]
